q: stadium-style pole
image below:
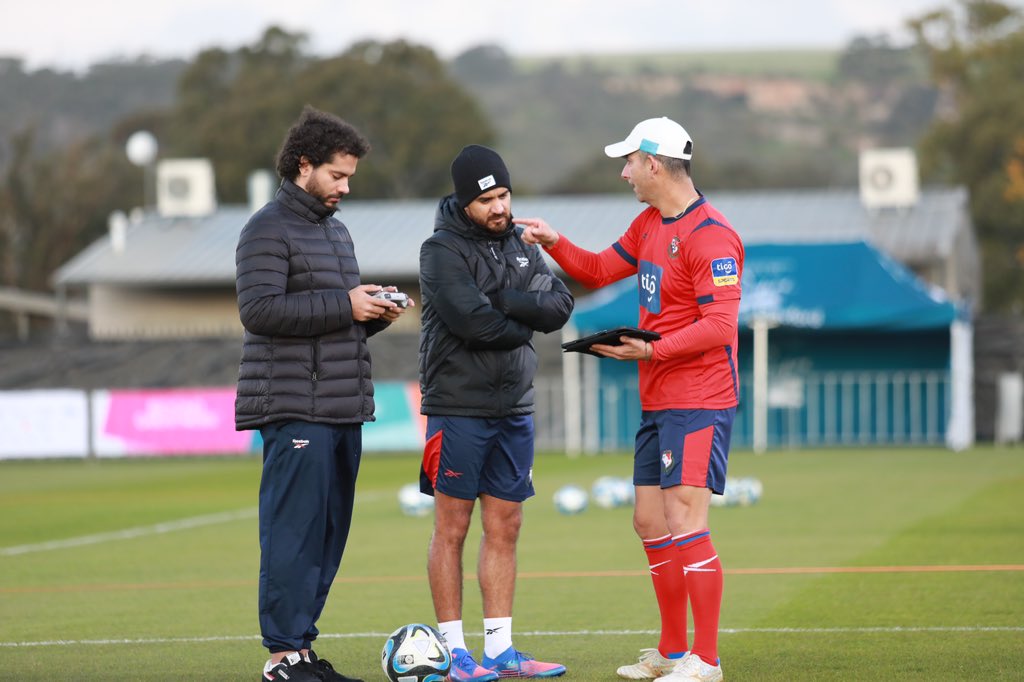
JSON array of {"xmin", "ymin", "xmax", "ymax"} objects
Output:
[
  {"xmin": 946, "ymin": 317, "xmax": 975, "ymax": 450},
  {"xmin": 751, "ymin": 317, "xmax": 775, "ymax": 454},
  {"xmin": 562, "ymin": 323, "xmax": 582, "ymax": 456}
]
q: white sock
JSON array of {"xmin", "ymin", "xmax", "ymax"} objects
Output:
[
  {"xmin": 483, "ymin": 617, "xmax": 513, "ymax": 659},
  {"xmin": 264, "ymin": 652, "xmax": 302, "ymax": 674},
  {"xmin": 438, "ymin": 619, "xmax": 467, "ymax": 652}
]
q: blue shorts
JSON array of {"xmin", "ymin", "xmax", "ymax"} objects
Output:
[
  {"xmin": 419, "ymin": 415, "xmax": 535, "ymax": 502},
  {"xmin": 634, "ymin": 408, "xmax": 736, "ymax": 494}
]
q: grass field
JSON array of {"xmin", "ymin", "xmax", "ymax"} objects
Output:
[{"xmin": 2, "ymin": 446, "xmax": 1023, "ymax": 681}]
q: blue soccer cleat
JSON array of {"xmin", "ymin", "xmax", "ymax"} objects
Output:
[
  {"xmin": 481, "ymin": 647, "xmax": 566, "ymax": 678},
  {"xmin": 448, "ymin": 648, "xmax": 499, "ymax": 682}
]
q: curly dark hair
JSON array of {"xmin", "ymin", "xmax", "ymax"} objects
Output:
[{"xmin": 275, "ymin": 105, "xmax": 371, "ymax": 181}]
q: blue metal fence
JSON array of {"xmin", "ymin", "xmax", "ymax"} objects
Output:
[{"xmin": 535, "ymin": 370, "xmax": 951, "ymax": 452}]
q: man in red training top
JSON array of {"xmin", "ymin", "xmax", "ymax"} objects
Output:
[{"xmin": 519, "ymin": 117, "xmax": 743, "ymax": 682}]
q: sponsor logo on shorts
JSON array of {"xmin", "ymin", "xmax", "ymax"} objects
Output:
[
  {"xmin": 661, "ymin": 449, "xmax": 673, "ymax": 469},
  {"xmin": 444, "ymin": 469, "xmax": 463, "ymax": 478},
  {"xmin": 292, "ymin": 439, "xmax": 309, "ymax": 449}
]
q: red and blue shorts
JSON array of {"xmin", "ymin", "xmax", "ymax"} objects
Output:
[
  {"xmin": 634, "ymin": 407, "xmax": 736, "ymax": 494},
  {"xmin": 419, "ymin": 414, "xmax": 536, "ymax": 502}
]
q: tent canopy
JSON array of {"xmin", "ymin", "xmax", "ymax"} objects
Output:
[{"xmin": 571, "ymin": 241, "xmax": 958, "ymax": 333}]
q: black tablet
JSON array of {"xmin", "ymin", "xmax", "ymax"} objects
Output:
[{"xmin": 561, "ymin": 326, "xmax": 661, "ymax": 356}]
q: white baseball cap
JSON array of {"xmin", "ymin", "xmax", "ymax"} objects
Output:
[{"xmin": 604, "ymin": 117, "xmax": 693, "ymax": 160}]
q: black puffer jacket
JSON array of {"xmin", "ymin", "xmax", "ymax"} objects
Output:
[
  {"xmin": 235, "ymin": 180, "xmax": 389, "ymax": 430},
  {"xmin": 418, "ymin": 194, "xmax": 574, "ymax": 417}
]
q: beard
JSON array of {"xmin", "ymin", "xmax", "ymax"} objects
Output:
[
  {"xmin": 305, "ymin": 174, "xmax": 340, "ymax": 208},
  {"xmin": 471, "ymin": 212, "xmax": 512, "ymax": 234}
]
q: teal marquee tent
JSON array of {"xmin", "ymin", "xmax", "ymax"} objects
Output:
[
  {"xmin": 572, "ymin": 241, "xmax": 957, "ymax": 332},
  {"xmin": 562, "ymin": 241, "xmax": 972, "ymax": 452}
]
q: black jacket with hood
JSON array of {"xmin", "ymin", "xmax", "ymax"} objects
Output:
[
  {"xmin": 234, "ymin": 180, "xmax": 389, "ymax": 430},
  {"xmin": 418, "ymin": 194, "xmax": 574, "ymax": 417}
]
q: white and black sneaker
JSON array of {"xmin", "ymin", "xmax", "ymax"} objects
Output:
[
  {"xmin": 307, "ymin": 650, "xmax": 364, "ymax": 682},
  {"xmin": 262, "ymin": 651, "xmax": 323, "ymax": 681}
]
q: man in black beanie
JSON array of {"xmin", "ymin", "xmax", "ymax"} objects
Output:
[
  {"xmin": 450, "ymin": 144, "xmax": 513, "ymax": 209},
  {"xmin": 417, "ymin": 145, "xmax": 573, "ymax": 681}
]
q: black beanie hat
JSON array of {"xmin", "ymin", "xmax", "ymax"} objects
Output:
[{"xmin": 451, "ymin": 144, "xmax": 511, "ymax": 207}]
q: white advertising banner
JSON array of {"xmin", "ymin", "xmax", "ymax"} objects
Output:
[{"xmin": 0, "ymin": 390, "xmax": 89, "ymax": 459}]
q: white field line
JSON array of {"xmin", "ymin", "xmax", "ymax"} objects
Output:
[
  {"xmin": 3, "ymin": 627, "xmax": 1023, "ymax": 648},
  {"xmin": 0, "ymin": 508, "xmax": 258, "ymax": 557},
  {"xmin": 1, "ymin": 491, "xmax": 390, "ymax": 557}
]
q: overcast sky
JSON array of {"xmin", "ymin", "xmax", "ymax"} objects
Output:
[{"xmin": 0, "ymin": 0, "xmax": 1011, "ymax": 71}]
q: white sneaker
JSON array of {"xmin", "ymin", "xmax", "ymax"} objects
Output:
[
  {"xmin": 654, "ymin": 653, "xmax": 723, "ymax": 682},
  {"xmin": 616, "ymin": 648, "xmax": 677, "ymax": 679}
]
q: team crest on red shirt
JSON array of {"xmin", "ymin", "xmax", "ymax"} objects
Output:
[
  {"xmin": 667, "ymin": 235, "xmax": 681, "ymax": 259},
  {"xmin": 661, "ymin": 450, "xmax": 673, "ymax": 469}
]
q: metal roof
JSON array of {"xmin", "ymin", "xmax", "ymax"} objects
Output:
[{"xmin": 52, "ymin": 187, "xmax": 970, "ymax": 287}]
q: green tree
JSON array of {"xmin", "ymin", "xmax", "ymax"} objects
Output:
[
  {"xmin": 164, "ymin": 30, "xmax": 493, "ymax": 202},
  {"xmin": 0, "ymin": 128, "xmax": 137, "ymax": 291},
  {"xmin": 911, "ymin": 0, "xmax": 1024, "ymax": 312},
  {"xmin": 310, "ymin": 39, "xmax": 495, "ymax": 199},
  {"xmin": 165, "ymin": 27, "xmax": 313, "ymax": 202},
  {"xmin": 449, "ymin": 44, "xmax": 515, "ymax": 83}
]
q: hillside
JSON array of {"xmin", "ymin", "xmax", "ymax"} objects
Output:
[
  {"xmin": 0, "ymin": 57, "xmax": 184, "ymax": 166},
  {"xmin": 519, "ymin": 48, "xmax": 840, "ymax": 80},
  {"xmin": 0, "ymin": 40, "xmax": 933, "ymax": 195},
  {"xmin": 448, "ymin": 42, "xmax": 934, "ymax": 192}
]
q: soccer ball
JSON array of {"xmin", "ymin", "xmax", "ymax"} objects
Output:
[
  {"xmin": 735, "ymin": 477, "xmax": 763, "ymax": 506},
  {"xmin": 711, "ymin": 478, "xmax": 737, "ymax": 507},
  {"xmin": 711, "ymin": 477, "xmax": 763, "ymax": 507},
  {"xmin": 591, "ymin": 476, "xmax": 633, "ymax": 508},
  {"xmin": 398, "ymin": 483, "xmax": 435, "ymax": 517},
  {"xmin": 590, "ymin": 476, "xmax": 619, "ymax": 508},
  {"xmin": 381, "ymin": 623, "xmax": 451, "ymax": 682},
  {"xmin": 618, "ymin": 477, "xmax": 636, "ymax": 506},
  {"xmin": 553, "ymin": 484, "xmax": 588, "ymax": 514}
]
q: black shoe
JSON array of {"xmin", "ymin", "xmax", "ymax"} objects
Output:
[
  {"xmin": 308, "ymin": 650, "xmax": 364, "ymax": 682},
  {"xmin": 262, "ymin": 652, "xmax": 324, "ymax": 681}
]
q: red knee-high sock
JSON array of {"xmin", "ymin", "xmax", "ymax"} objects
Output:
[
  {"xmin": 643, "ymin": 534, "xmax": 688, "ymax": 658},
  {"xmin": 675, "ymin": 530, "xmax": 722, "ymax": 666}
]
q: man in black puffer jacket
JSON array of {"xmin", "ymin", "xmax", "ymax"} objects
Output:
[
  {"xmin": 418, "ymin": 145, "xmax": 573, "ymax": 681},
  {"xmin": 235, "ymin": 107, "xmax": 411, "ymax": 682}
]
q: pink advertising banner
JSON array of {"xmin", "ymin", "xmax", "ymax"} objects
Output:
[{"xmin": 93, "ymin": 388, "xmax": 254, "ymax": 457}]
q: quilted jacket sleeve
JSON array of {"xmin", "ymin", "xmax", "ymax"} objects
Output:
[
  {"xmin": 235, "ymin": 213, "xmax": 354, "ymax": 338},
  {"xmin": 493, "ymin": 244, "xmax": 574, "ymax": 333},
  {"xmin": 420, "ymin": 237, "xmax": 534, "ymax": 350}
]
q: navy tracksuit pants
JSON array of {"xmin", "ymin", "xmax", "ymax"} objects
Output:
[{"xmin": 258, "ymin": 421, "xmax": 361, "ymax": 653}]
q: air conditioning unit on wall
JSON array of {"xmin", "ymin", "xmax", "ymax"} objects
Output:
[
  {"xmin": 859, "ymin": 148, "xmax": 920, "ymax": 210},
  {"xmin": 156, "ymin": 159, "xmax": 217, "ymax": 218}
]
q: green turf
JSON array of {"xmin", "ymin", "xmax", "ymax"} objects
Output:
[{"xmin": 2, "ymin": 447, "xmax": 1023, "ymax": 680}]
